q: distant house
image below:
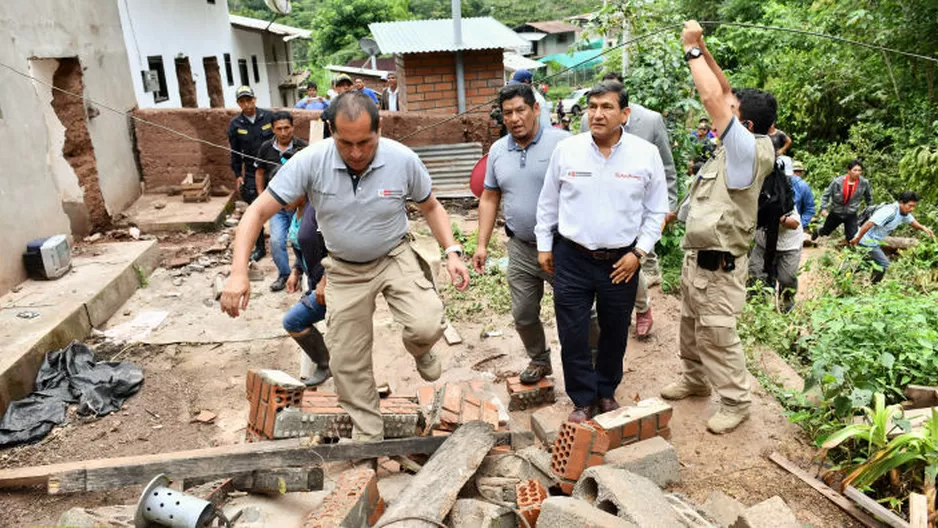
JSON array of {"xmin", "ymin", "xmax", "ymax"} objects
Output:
[
  {"xmin": 369, "ymin": 17, "xmax": 525, "ymax": 113},
  {"xmin": 513, "ymin": 20, "xmax": 581, "ymax": 58},
  {"xmin": 117, "ymin": 1, "xmax": 310, "ymax": 109}
]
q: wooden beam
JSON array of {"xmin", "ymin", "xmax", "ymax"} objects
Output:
[
  {"xmin": 909, "ymin": 492, "xmax": 928, "ymax": 528},
  {"xmin": 0, "ymin": 431, "xmax": 511, "ymax": 494},
  {"xmin": 379, "ymin": 421, "xmax": 495, "ymax": 527},
  {"xmin": 768, "ymin": 452, "xmax": 881, "ymax": 528},
  {"xmin": 844, "ymin": 486, "xmax": 911, "ymax": 528}
]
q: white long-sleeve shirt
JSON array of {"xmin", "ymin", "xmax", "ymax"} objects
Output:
[{"xmin": 535, "ymin": 129, "xmax": 668, "ymax": 254}]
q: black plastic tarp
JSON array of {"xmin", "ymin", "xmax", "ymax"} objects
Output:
[{"xmin": 0, "ymin": 341, "xmax": 143, "ymax": 447}]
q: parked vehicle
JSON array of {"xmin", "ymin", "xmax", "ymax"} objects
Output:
[{"xmin": 559, "ymin": 88, "xmax": 589, "ymax": 116}]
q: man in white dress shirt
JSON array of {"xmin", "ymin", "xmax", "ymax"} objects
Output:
[{"xmin": 535, "ymin": 81, "xmax": 668, "ymax": 423}]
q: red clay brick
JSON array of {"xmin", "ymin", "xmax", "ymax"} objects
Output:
[
  {"xmin": 304, "ymin": 467, "xmax": 384, "ymax": 528},
  {"xmin": 640, "ymin": 416, "xmax": 657, "ymax": 440},
  {"xmin": 658, "ymin": 407, "xmax": 673, "ymax": 429},
  {"xmin": 506, "ymin": 376, "xmax": 556, "ymax": 411},
  {"xmin": 658, "ymin": 426, "xmax": 672, "ymax": 440},
  {"xmin": 516, "ymin": 479, "xmax": 548, "ymax": 527},
  {"xmin": 551, "ymin": 422, "xmax": 609, "ymax": 494}
]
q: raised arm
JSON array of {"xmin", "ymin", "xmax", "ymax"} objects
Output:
[{"xmin": 684, "ymin": 21, "xmax": 734, "ymax": 135}]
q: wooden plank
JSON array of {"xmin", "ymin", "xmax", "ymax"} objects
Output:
[
  {"xmin": 768, "ymin": 452, "xmax": 881, "ymax": 528},
  {"xmin": 844, "ymin": 486, "xmax": 910, "ymax": 528},
  {"xmin": 904, "ymin": 385, "xmax": 938, "ymax": 409},
  {"xmin": 443, "ymin": 322, "xmax": 462, "ymax": 346},
  {"xmin": 1, "ymin": 431, "xmax": 511, "ymax": 494},
  {"xmin": 909, "ymin": 492, "xmax": 928, "ymax": 528},
  {"xmin": 381, "ymin": 421, "xmax": 495, "ymax": 527}
]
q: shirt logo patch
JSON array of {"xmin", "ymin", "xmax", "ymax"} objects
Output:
[
  {"xmin": 566, "ymin": 170, "xmax": 593, "ymax": 178},
  {"xmin": 237, "ymin": 128, "xmax": 248, "ymax": 135},
  {"xmin": 378, "ymin": 189, "xmax": 404, "ymax": 198},
  {"xmin": 616, "ymin": 172, "xmax": 641, "ymax": 180}
]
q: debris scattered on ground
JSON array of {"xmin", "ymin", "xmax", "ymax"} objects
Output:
[
  {"xmin": 0, "ymin": 342, "xmax": 143, "ymax": 447},
  {"xmin": 16, "ymin": 311, "xmax": 39, "ymax": 319},
  {"xmin": 98, "ymin": 311, "xmax": 168, "ymax": 344},
  {"xmin": 193, "ymin": 410, "xmax": 217, "ymax": 424}
]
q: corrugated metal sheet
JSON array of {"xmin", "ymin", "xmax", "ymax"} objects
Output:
[
  {"xmin": 412, "ymin": 143, "xmax": 483, "ymax": 198},
  {"xmin": 520, "ymin": 20, "xmax": 581, "ymax": 34},
  {"xmin": 369, "ymin": 17, "xmax": 525, "ymax": 54},
  {"xmin": 229, "ymin": 14, "xmax": 312, "ymax": 39}
]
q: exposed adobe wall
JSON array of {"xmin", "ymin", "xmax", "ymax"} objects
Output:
[{"xmin": 133, "ymin": 108, "xmax": 498, "ymax": 191}]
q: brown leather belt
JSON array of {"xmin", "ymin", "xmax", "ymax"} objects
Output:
[{"xmin": 559, "ymin": 235, "xmax": 634, "ymax": 261}]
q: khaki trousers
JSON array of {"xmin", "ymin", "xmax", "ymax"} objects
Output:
[
  {"xmin": 678, "ymin": 251, "xmax": 751, "ymax": 408},
  {"xmin": 322, "ymin": 241, "xmax": 445, "ymax": 441}
]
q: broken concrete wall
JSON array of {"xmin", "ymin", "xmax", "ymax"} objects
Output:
[
  {"xmin": 0, "ymin": 0, "xmax": 141, "ymax": 295},
  {"xmin": 133, "ymin": 108, "xmax": 498, "ymax": 191}
]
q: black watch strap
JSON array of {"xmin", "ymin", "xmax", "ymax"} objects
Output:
[{"xmin": 684, "ymin": 47, "xmax": 703, "ymax": 61}]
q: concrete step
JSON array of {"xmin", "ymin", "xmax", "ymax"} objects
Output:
[{"xmin": 0, "ymin": 240, "xmax": 159, "ymax": 415}]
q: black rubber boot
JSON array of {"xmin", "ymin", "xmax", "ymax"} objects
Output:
[{"xmin": 293, "ymin": 328, "xmax": 331, "ymax": 386}]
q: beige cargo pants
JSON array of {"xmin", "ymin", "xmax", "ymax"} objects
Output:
[
  {"xmin": 678, "ymin": 251, "xmax": 751, "ymax": 408},
  {"xmin": 322, "ymin": 240, "xmax": 445, "ymax": 441}
]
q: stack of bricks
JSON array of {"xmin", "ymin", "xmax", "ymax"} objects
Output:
[
  {"xmin": 304, "ymin": 467, "xmax": 385, "ymax": 528},
  {"xmin": 588, "ymin": 398, "xmax": 673, "ymax": 449},
  {"xmin": 418, "ymin": 381, "xmax": 500, "ymax": 436},
  {"xmin": 506, "ymin": 376, "xmax": 556, "ymax": 411},
  {"xmin": 245, "ymin": 369, "xmax": 305, "ymax": 441},
  {"xmin": 551, "ymin": 422, "xmax": 609, "ymax": 494},
  {"xmin": 399, "ymin": 49, "xmax": 503, "ymax": 113},
  {"xmin": 516, "ymin": 478, "xmax": 549, "ymax": 526},
  {"xmin": 245, "ymin": 369, "xmax": 422, "ymax": 441}
]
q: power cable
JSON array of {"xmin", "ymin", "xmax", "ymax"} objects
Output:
[{"xmin": 0, "ymin": 62, "xmax": 282, "ymax": 169}]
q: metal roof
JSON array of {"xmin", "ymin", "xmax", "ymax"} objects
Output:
[
  {"xmin": 229, "ymin": 14, "xmax": 312, "ymax": 40},
  {"xmin": 412, "ymin": 143, "xmax": 483, "ymax": 198},
  {"xmin": 516, "ymin": 32, "xmax": 548, "ymax": 42},
  {"xmin": 324, "ymin": 65, "xmax": 393, "ymax": 79},
  {"xmin": 517, "ymin": 20, "xmax": 581, "ymax": 34},
  {"xmin": 369, "ymin": 17, "xmax": 525, "ymax": 54},
  {"xmin": 503, "ymin": 53, "xmax": 546, "ymax": 72}
]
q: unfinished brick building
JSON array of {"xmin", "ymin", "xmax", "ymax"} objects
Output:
[{"xmin": 369, "ymin": 17, "xmax": 525, "ymax": 113}]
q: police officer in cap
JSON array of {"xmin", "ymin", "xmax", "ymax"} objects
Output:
[{"xmin": 228, "ymin": 85, "xmax": 274, "ymax": 261}]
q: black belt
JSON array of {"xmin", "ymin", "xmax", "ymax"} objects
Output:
[
  {"xmin": 560, "ymin": 235, "xmax": 634, "ymax": 261},
  {"xmin": 328, "ymin": 253, "xmax": 378, "ymax": 265},
  {"xmin": 696, "ymin": 250, "xmax": 736, "ymax": 272}
]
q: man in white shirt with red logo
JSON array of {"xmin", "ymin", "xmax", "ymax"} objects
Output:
[{"xmin": 535, "ymin": 81, "xmax": 668, "ymax": 423}]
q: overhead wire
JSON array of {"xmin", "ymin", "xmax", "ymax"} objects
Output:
[{"xmin": 1, "ymin": 20, "xmax": 935, "ymax": 167}]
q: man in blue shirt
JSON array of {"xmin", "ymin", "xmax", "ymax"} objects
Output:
[
  {"xmin": 354, "ymin": 78, "xmax": 379, "ymax": 104},
  {"xmin": 295, "ymin": 82, "xmax": 328, "ymax": 110},
  {"xmin": 791, "ymin": 159, "xmax": 815, "ymax": 229},
  {"xmin": 850, "ymin": 191, "xmax": 934, "ymax": 282}
]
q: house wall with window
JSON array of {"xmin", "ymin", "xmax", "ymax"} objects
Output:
[
  {"xmin": 117, "ymin": 0, "xmax": 283, "ymax": 109},
  {"xmin": 0, "ymin": 0, "xmax": 140, "ymax": 295},
  {"xmin": 539, "ymin": 32, "xmax": 576, "ymax": 57}
]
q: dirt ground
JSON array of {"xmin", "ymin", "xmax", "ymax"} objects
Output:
[{"xmin": 0, "ymin": 213, "xmax": 856, "ymax": 527}]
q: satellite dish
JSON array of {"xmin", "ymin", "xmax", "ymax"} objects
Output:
[
  {"xmin": 359, "ymin": 38, "xmax": 382, "ymax": 56},
  {"xmin": 265, "ymin": 0, "xmax": 292, "ymax": 15}
]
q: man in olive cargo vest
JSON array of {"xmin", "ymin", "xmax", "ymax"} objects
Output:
[{"xmin": 661, "ymin": 21, "xmax": 778, "ymax": 434}]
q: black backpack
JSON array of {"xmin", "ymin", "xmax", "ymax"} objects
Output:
[
  {"xmin": 757, "ymin": 158, "xmax": 796, "ymax": 278},
  {"xmin": 859, "ymin": 202, "xmax": 898, "ymax": 226}
]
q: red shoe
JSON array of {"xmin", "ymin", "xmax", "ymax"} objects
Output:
[{"xmin": 635, "ymin": 309, "xmax": 653, "ymax": 338}]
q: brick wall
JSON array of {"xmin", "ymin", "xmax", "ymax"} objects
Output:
[
  {"xmin": 401, "ymin": 49, "xmax": 503, "ymax": 114},
  {"xmin": 133, "ymin": 108, "xmax": 497, "ymax": 190}
]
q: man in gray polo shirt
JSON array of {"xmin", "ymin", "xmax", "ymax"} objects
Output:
[
  {"xmin": 221, "ymin": 92, "xmax": 471, "ymax": 441},
  {"xmin": 473, "ymin": 84, "xmax": 593, "ymax": 384}
]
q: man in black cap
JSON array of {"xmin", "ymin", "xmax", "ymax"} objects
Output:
[{"xmin": 228, "ymin": 85, "xmax": 274, "ymax": 261}]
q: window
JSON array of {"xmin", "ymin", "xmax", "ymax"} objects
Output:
[
  {"xmin": 251, "ymin": 55, "xmax": 260, "ymax": 83},
  {"xmin": 556, "ymin": 32, "xmax": 570, "ymax": 44},
  {"xmin": 146, "ymin": 55, "xmax": 169, "ymax": 103},
  {"xmin": 223, "ymin": 53, "xmax": 233, "ymax": 86},
  {"xmin": 238, "ymin": 59, "xmax": 249, "ymax": 86},
  {"xmin": 207, "ymin": 0, "xmax": 215, "ymax": 3}
]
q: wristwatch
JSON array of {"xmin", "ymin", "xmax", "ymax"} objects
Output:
[
  {"xmin": 631, "ymin": 248, "xmax": 646, "ymax": 260},
  {"xmin": 444, "ymin": 244, "xmax": 464, "ymax": 257},
  {"xmin": 684, "ymin": 47, "xmax": 703, "ymax": 62}
]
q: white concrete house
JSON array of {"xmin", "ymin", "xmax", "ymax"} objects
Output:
[{"xmin": 117, "ymin": 0, "xmax": 311, "ymax": 109}]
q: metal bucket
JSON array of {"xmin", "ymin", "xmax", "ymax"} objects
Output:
[{"xmin": 134, "ymin": 474, "xmax": 216, "ymax": 528}]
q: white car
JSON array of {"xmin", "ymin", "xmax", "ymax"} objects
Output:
[{"xmin": 558, "ymin": 88, "xmax": 590, "ymax": 116}]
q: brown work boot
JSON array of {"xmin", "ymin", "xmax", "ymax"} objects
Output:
[
  {"xmin": 660, "ymin": 378, "xmax": 712, "ymax": 400},
  {"xmin": 567, "ymin": 406, "xmax": 594, "ymax": 424},
  {"xmin": 635, "ymin": 309, "xmax": 653, "ymax": 338},
  {"xmin": 520, "ymin": 361, "xmax": 552, "ymax": 384},
  {"xmin": 415, "ymin": 350, "xmax": 442, "ymax": 382},
  {"xmin": 707, "ymin": 405, "xmax": 750, "ymax": 434},
  {"xmin": 596, "ymin": 397, "xmax": 620, "ymax": 414}
]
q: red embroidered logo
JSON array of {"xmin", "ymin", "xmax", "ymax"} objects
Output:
[{"xmin": 615, "ymin": 172, "xmax": 641, "ymax": 180}]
